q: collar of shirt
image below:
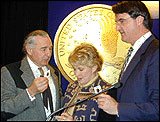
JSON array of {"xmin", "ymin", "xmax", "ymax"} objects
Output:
[
  {"xmin": 123, "ymin": 31, "xmax": 152, "ymax": 71},
  {"xmin": 27, "ymin": 56, "xmax": 47, "ymax": 78},
  {"xmin": 130, "ymin": 31, "xmax": 152, "ymax": 59},
  {"xmin": 79, "ymin": 74, "xmax": 99, "ymax": 88},
  {"xmin": 132, "ymin": 31, "xmax": 152, "ymax": 53}
]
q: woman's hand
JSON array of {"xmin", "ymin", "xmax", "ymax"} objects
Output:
[{"xmin": 55, "ymin": 112, "xmax": 74, "ymax": 121}]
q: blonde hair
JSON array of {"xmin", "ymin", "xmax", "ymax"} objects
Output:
[{"xmin": 68, "ymin": 43, "xmax": 103, "ymax": 72}]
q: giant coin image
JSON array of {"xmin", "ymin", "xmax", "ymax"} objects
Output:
[{"xmin": 54, "ymin": 4, "xmax": 131, "ymax": 84}]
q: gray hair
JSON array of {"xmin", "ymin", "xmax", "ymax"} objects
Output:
[{"xmin": 22, "ymin": 30, "xmax": 49, "ymax": 55}]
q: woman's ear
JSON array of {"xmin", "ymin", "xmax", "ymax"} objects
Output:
[{"xmin": 92, "ymin": 65, "xmax": 98, "ymax": 73}]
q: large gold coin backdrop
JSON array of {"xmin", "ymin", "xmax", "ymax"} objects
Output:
[{"xmin": 54, "ymin": 4, "xmax": 131, "ymax": 85}]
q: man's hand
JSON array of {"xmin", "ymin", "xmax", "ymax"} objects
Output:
[
  {"xmin": 97, "ymin": 94, "xmax": 119, "ymax": 115},
  {"xmin": 27, "ymin": 77, "xmax": 49, "ymax": 97}
]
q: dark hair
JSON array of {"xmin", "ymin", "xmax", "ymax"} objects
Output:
[{"xmin": 112, "ymin": 1, "xmax": 153, "ymax": 30}]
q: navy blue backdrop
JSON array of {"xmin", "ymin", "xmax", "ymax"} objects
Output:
[
  {"xmin": 48, "ymin": 1, "xmax": 159, "ymax": 94},
  {"xmin": 1, "ymin": 1, "xmax": 158, "ymax": 95}
]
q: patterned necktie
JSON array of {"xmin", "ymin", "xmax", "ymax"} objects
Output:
[
  {"xmin": 120, "ymin": 47, "xmax": 134, "ymax": 77},
  {"xmin": 38, "ymin": 67, "xmax": 53, "ymax": 113}
]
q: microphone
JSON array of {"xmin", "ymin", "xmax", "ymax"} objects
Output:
[{"xmin": 46, "ymin": 82, "xmax": 121, "ymax": 121}]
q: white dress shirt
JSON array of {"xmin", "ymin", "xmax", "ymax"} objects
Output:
[
  {"xmin": 124, "ymin": 31, "xmax": 152, "ymax": 71},
  {"xmin": 26, "ymin": 56, "xmax": 56, "ymax": 118}
]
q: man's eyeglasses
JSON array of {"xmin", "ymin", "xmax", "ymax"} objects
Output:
[{"xmin": 116, "ymin": 17, "xmax": 132, "ymax": 25}]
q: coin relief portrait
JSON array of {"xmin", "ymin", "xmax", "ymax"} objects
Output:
[{"xmin": 54, "ymin": 4, "xmax": 131, "ymax": 84}]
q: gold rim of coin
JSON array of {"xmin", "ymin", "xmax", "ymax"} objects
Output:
[{"xmin": 54, "ymin": 4, "xmax": 131, "ymax": 84}]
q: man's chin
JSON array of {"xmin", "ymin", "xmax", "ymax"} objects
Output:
[{"xmin": 42, "ymin": 62, "xmax": 49, "ymax": 66}]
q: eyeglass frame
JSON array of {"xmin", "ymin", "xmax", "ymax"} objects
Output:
[{"xmin": 115, "ymin": 17, "xmax": 132, "ymax": 25}]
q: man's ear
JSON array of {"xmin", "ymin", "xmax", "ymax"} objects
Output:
[
  {"xmin": 136, "ymin": 16, "xmax": 144, "ymax": 26},
  {"xmin": 26, "ymin": 44, "xmax": 32, "ymax": 55}
]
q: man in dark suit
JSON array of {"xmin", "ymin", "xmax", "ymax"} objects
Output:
[
  {"xmin": 1, "ymin": 30, "xmax": 63, "ymax": 121},
  {"xmin": 97, "ymin": 1, "xmax": 159, "ymax": 121}
]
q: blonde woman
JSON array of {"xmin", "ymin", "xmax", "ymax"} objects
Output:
[{"xmin": 55, "ymin": 43, "xmax": 116, "ymax": 121}]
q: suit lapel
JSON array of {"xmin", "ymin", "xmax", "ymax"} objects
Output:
[
  {"xmin": 118, "ymin": 35, "xmax": 156, "ymax": 98},
  {"xmin": 20, "ymin": 57, "xmax": 46, "ymax": 119},
  {"xmin": 20, "ymin": 57, "xmax": 35, "ymax": 87}
]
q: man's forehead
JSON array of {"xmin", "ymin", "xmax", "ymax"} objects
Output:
[{"xmin": 115, "ymin": 13, "xmax": 130, "ymax": 19}]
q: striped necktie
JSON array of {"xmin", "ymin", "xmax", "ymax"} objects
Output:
[
  {"xmin": 120, "ymin": 47, "xmax": 134, "ymax": 78},
  {"xmin": 38, "ymin": 67, "xmax": 53, "ymax": 113}
]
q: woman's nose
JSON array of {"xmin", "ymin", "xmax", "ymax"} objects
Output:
[{"xmin": 75, "ymin": 70, "xmax": 80, "ymax": 77}]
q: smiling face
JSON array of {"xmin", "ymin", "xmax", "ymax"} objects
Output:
[
  {"xmin": 73, "ymin": 65, "xmax": 97, "ymax": 85},
  {"xmin": 26, "ymin": 35, "xmax": 53, "ymax": 67}
]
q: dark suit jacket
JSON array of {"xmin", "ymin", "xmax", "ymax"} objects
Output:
[
  {"xmin": 1, "ymin": 57, "xmax": 63, "ymax": 121},
  {"xmin": 117, "ymin": 35, "xmax": 159, "ymax": 121}
]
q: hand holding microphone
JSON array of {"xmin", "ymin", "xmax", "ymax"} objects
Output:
[
  {"xmin": 46, "ymin": 82, "xmax": 121, "ymax": 121},
  {"xmin": 97, "ymin": 94, "xmax": 119, "ymax": 115},
  {"xmin": 96, "ymin": 82, "xmax": 121, "ymax": 115}
]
